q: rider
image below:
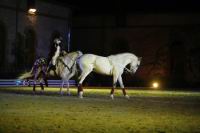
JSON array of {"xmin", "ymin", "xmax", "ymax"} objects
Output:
[{"xmin": 47, "ymin": 36, "xmax": 63, "ymax": 73}]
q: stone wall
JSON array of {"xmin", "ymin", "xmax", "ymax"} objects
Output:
[{"xmin": 0, "ymin": 0, "xmax": 70, "ymax": 77}]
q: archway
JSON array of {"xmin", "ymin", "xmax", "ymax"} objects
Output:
[
  {"xmin": 24, "ymin": 26, "xmax": 37, "ymax": 68},
  {"xmin": 0, "ymin": 21, "xmax": 7, "ymax": 69}
]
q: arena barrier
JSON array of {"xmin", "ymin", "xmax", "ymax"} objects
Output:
[{"xmin": 0, "ymin": 79, "xmax": 76, "ymax": 87}]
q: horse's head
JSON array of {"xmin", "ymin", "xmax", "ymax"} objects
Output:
[
  {"xmin": 53, "ymin": 37, "xmax": 62, "ymax": 47},
  {"xmin": 129, "ymin": 57, "xmax": 142, "ymax": 74}
]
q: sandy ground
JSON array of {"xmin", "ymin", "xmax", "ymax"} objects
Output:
[{"xmin": 0, "ymin": 87, "xmax": 200, "ymax": 133}]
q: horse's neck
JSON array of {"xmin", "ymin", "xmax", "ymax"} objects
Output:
[
  {"xmin": 68, "ymin": 53, "xmax": 77, "ymax": 61},
  {"xmin": 55, "ymin": 62, "xmax": 65, "ymax": 75},
  {"xmin": 108, "ymin": 53, "xmax": 134, "ymax": 67},
  {"xmin": 56, "ymin": 55, "xmax": 75, "ymax": 73},
  {"xmin": 62, "ymin": 56, "xmax": 74, "ymax": 67},
  {"xmin": 64, "ymin": 53, "xmax": 79, "ymax": 66}
]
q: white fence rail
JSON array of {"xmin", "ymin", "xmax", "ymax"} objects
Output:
[{"xmin": 0, "ymin": 79, "xmax": 76, "ymax": 87}]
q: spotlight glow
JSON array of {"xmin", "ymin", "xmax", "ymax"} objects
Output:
[{"xmin": 152, "ymin": 82, "xmax": 159, "ymax": 88}]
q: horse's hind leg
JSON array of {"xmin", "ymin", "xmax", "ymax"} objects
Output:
[
  {"xmin": 33, "ymin": 81, "xmax": 36, "ymax": 94},
  {"xmin": 33, "ymin": 78, "xmax": 37, "ymax": 94},
  {"xmin": 78, "ymin": 70, "xmax": 92, "ymax": 98},
  {"xmin": 39, "ymin": 82, "xmax": 44, "ymax": 94},
  {"xmin": 42, "ymin": 67, "xmax": 48, "ymax": 87},
  {"xmin": 44, "ymin": 77, "xmax": 48, "ymax": 87},
  {"xmin": 33, "ymin": 66, "xmax": 39, "ymax": 94},
  {"xmin": 38, "ymin": 73, "xmax": 44, "ymax": 94}
]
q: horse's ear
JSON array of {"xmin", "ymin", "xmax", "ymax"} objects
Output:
[{"xmin": 138, "ymin": 57, "xmax": 142, "ymax": 61}]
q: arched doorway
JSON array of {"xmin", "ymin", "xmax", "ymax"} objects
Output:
[
  {"xmin": 24, "ymin": 26, "xmax": 37, "ymax": 68},
  {"xmin": 0, "ymin": 21, "xmax": 7, "ymax": 69}
]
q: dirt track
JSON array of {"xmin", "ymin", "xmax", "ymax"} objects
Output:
[{"xmin": 0, "ymin": 87, "xmax": 200, "ymax": 133}]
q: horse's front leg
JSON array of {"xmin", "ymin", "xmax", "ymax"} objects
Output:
[
  {"xmin": 118, "ymin": 75, "xmax": 129, "ymax": 99},
  {"xmin": 66, "ymin": 80, "xmax": 70, "ymax": 96},
  {"xmin": 110, "ymin": 74, "xmax": 118, "ymax": 100},
  {"xmin": 60, "ymin": 80, "xmax": 65, "ymax": 96},
  {"xmin": 66, "ymin": 72, "xmax": 76, "ymax": 96}
]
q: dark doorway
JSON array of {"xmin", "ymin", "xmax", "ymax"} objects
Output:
[
  {"xmin": 24, "ymin": 26, "xmax": 37, "ymax": 68},
  {"xmin": 0, "ymin": 21, "xmax": 7, "ymax": 68}
]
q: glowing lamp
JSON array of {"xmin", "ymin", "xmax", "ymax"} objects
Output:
[
  {"xmin": 28, "ymin": 8, "xmax": 36, "ymax": 15},
  {"xmin": 152, "ymin": 82, "xmax": 159, "ymax": 89},
  {"xmin": 27, "ymin": 0, "xmax": 36, "ymax": 15}
]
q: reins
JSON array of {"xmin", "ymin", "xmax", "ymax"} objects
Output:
[
  {"xmin": 58, "ymin": 56, "xmax": 77, "ymax": 73},
  {"xmin": 124, "ymin": 67, "xmax": 132, "ymax": 73}
]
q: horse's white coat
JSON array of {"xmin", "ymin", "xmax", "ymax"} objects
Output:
[
  {"xmin": 52, "ymin": 45, "xmax": 60, "ymax": 66},
  {"xmin": 51, "ymin": 51, "xmax": 83, "ymax": 95},
  {"xmin": 78, "ymin": 53, "xmax": 141, "ymax": 99}
]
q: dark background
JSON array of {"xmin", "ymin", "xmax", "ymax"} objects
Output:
[
  {"xmin": 1, "ymin": 0, "xmax": 200, "ymax": 88},
  {"xmin": 56, "ymin": 0, "xmax": 200, "ymax": 88}
]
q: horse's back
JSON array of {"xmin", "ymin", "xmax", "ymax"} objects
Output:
[
  {"xmin": 79, "ymin": 54, "xmax": 109, "ymax": 64},
  {"xmin": 79, "ymin": 54, "xmax": 97, "ymax": 63},
  {"xmin": 78, "ymin": 54, "xmax": 112, "ymax": 75}
]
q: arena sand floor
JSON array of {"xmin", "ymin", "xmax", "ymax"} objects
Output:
[{"xmin": 0, "ymin": 87, "xmax": 200, "ymax": 133}]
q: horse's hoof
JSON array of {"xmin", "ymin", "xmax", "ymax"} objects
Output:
[
  {"xmin": 40, "ymin": 91, "xmax": 44, "ymax": 95},
  {"xmin": 23, "ymin": 81, "xmax": 26, "ymax": 86},
  {"xmin": 79, "ymin": 96, "xmax": 83, "ymax": 99},
  {"xmin": 110, "ymin": 94, "xmax": 114, "ymax": 100},
  {"xmin": 60, "ymin": 92, "xmax": 63, "ymax": 96},
  {"xmin": 125, "ymin": 95, "xmax": 130, "ymax": 99},
  {"xmin": 78, "ymin": 91, "xmax": 83, "ymax": 99},
  {"xmin": 67, "ymin": 92, "xmax": 71, "ymax": 96}
]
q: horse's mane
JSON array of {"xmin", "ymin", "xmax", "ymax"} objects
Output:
[
  {"xmin": 114, "ymin": 52, "xmax": 135, "ymax": 56},
  {"xmin": 108, "ymin": 52, "xmax": 137, "ymax": 59}
]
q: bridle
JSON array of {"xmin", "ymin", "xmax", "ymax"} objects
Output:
[
  {"xmin": 57, "ymin": 53, "xmax": 79, "ymax": 73},
  {"xmin": 124, "ymin": 61, "xmax": 140, "ymax": 73},
  {"xmin": 59, "ymin": 59, "xmax": 76, "ymax": 73}
]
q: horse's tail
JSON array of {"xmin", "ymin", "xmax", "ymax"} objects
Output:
[{"xmin": 18, "ymin": 67, "xmax": 34, "ymax": 80}]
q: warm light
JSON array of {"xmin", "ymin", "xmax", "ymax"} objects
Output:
[
  {"xmin": 28, "ymin": 8, "xmax": 36, "ymax": 15},
  {"xmin": 152, "ymin": 82, "xmax": 159, "ymax": 88}
]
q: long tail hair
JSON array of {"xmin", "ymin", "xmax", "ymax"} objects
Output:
[{"xmin": 18, "ymin": 67, "xmax": 34, "ymax": 80}]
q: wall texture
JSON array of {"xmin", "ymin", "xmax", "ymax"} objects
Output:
[
  {"xmin": 0, "ymin": 0, "xmax": 70, "ymax": 77},
  {"xmin": 71, "ymin": 13, "xmax": 200, "ymax": 87}
]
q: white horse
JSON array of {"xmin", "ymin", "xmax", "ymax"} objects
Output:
[
  {"xmin": 56, "ymin": 51, "xmax": 83, "ymax": 95},
  {"xmin": 77, "ymin": 53, "xmax": 142, "ymax": 99},
  {"xmin": 50, "ymin": 45, "xmax": 83, "ymax": 95}
]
